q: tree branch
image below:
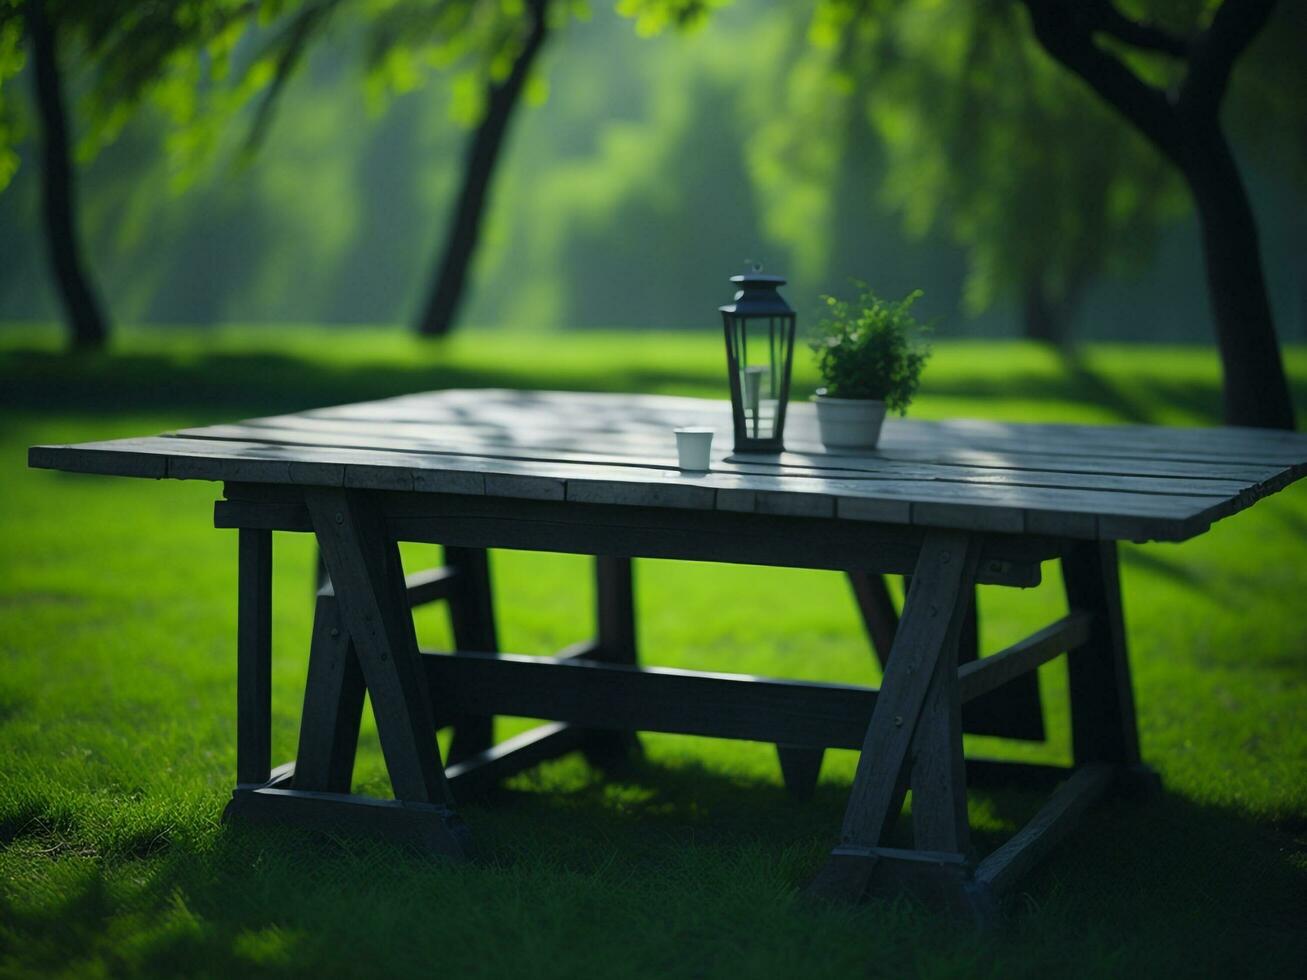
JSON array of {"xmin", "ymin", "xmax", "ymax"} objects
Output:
[
  {"xmin": 1180, "ymin": 0, "xmax": 1277, "ymax": 118},
  {"xmin": 1095, "ymin": 1, "xmax": 1190, "ymax": 58},
  {"xmin": 244, "ymin": 0, "xmax": 340, "ymax": 156},
  {"xmin": 1020, "ymin": 0, "xmax": 1181, "ymax": 159}
]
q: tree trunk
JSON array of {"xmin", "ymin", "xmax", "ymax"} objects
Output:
[
  {"xmin": 1018, "ymin": 0, "xmax": 1295, "ymax": 430},
  {"xmin": 1022, "ymin": 278, "xmax": 1067, "ymax": 345},
  {"xmin": 416, "ymin": 0, "xmax": 549, "ymax": 337},
  {"xmin": 1178, "ymin": 124, "xmax": 1294, "ymax": 429},
  {"xmin": 26, "ymin": 0, "xmax": 109, "ymax": 350}
]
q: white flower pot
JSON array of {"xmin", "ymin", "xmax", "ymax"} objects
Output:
[{"xmin": 812, "ymin": 392, "xmax": 887, "ymax": 450}]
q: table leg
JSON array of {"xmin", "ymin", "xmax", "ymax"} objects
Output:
[
  {"xmin": 225, "ymin": 494, "xmax": 468, "ymax": 857},
  {"xmin": 237, "ymin": 528, "xmax": 272, "ymax": 786},
  {"xmin": 1062, "ymin": 541, "xmax": 1154, "ymax": 792},
  {"xmin": 304, "ymin": 489, "xmax": 456, "ymax": 809},
  {"xmin": 292, "ymin": 591, "xmax": 366, "ymax": 793},
  {"xmin": 810, "ymin": 530, "xmax": 980, "ymax": 903},
  {"xmin": 847, "ymin": 572, "xmax": 898, "ymax": 664},
  {"xmin": 909, "ymin": 586, "xmax": 973, "ymax": 854},
  {"xmin": 445, "ymin": 546, "xmax": 499, "ymax": 765},
  {"xmin": 582, "ymin": 555, "xmax": 644, "ymax": 769}
]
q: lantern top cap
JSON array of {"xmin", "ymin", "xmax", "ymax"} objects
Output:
[
  {"xmin": 720, "ymin": 266, "xmax": 794, "ymax": 317},
  {"xmin": 729, "ymin": 271, "xmax": 786, "ymax": 287}
]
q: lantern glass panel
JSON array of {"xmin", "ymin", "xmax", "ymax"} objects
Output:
[{"xmin": 729, "ymin": 314, "xmax": 786, "ymax": 442}]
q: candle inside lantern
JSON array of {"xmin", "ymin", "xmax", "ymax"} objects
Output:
[{"xmin": 743, "ymin": 365, "xmax": 767, "ymax": 437}]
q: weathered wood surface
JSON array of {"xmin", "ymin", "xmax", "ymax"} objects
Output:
[
  {"xmin": 1062, "ymin": 541, "xmax": 1142, "ymax": 767},
  {"xmin": 422, "ymin": 650, "xmax": 881, "ymax": 751},
  {"xmin": 306, "ymin": 488, "xmax": 453, "ymax": 805},
  {"xmin": 223, "ymin": 785, "xmax": 469, "ymax": 859},
  {"xmin": 445, "ymin": 722, "xmax": 586, "ymax": 799},
  {"xmin": 30, "ymin": 389, "xmax": 1307, "ymax": 542},
  {"xmin": 839, "ymin": 531, "xmax": 979, "ymax": 849},
  {"xmin": 220, "ymin": 486, "xmax": 1051, "ymax": 588},
  {"xmin": 292, "ymin": 593, "xmax": 366, "ymax": 794},
  {"xmin": 957, "ymin": 612, "xmax": 1092, "ymax": 703},
  {"xmin": 237, "ymin": 529, "xmax": 273, "ymax": 786},
  {"xmin": 581, "ymin": 556, "xmax": 644, "ymax": 770},
  {"xmin": 443, "ymin": 546, "xmax": 499, "ymax": 766},
  {"xmin": 908, "ymin": 577, "xmax": 975, "ymax": 855}
]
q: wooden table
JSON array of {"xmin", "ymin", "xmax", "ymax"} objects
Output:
[{"xmin": 29, "ymin": 389, "xmax": 1307, "ymax": 919}]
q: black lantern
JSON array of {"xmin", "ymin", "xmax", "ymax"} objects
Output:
[{"xmin": 720, "ymin": 267, "xmax": 796, "ymax": 453}]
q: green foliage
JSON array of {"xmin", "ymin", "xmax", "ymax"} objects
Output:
[
  {"xmin": 0, "ymin": 4, "xmax": 23, "ymax": 192},
  {"xmin": 0, "ymin": 1, "xmax": 586, "ymax": 194},
  {"xmin": 810, "ymin": 285, "xmax": 929, "ymax": 411},
  {"xmin": 837, "ymin": 1, "xmax": 1186, "ymax": 337},
  {"xmin": 615, "ymin": 0, "xmax": 717, "ymax": 36}
]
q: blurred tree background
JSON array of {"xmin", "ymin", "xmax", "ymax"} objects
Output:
[{"xmin": 0, "ymin": 0, "xmax": 1303, "ymax": 346}]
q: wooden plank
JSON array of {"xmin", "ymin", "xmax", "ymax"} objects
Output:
[
  {"xmin": 306, "ymin": 387, "xmax": 1291, "ymax": 454},
  {"xmin": 733, "ymin": 447, "xmax": 1281, "ymax": 485},
  {"xmin": 308, "ymin": 389, "xmax": 1307, "ymax": 464},
  {"xmin": 974, "ymin": 764, "xmax": 1115, "ymax": 896},
  {"xmin": 265, "ymin": 390, "xmax": 1307, "ymax": 488},
  {"xmin": 582, "ymin": 556, "xmax": 644, "ymax": 769},
  {"xmin": 28, "ymin": 442, "xmax": 168, "ymax": 478},
  {"xmin": 445, "ymin": 722, "xmax": 587, "ymax": 798},
  {"xmin": 907, "ymin": 562, "xmax": 979, "ymax": 854},
  {"xmin": 958, "ymin": 613, "xmax": 1092, "ymax": 703},
  {"xmin": 39, "ymin": 426, "xmax": 1256, "ymax": 520},
  {"xmin": 306, "ymin": 488, "xmax": 454, "ymax": 805},
  {"xmin": 27, "ymin": 432, "xmax": 1252, "ymax": 542},
  {"xmin": 216, "ymin": 498, "xmax": 314, "ymax": 532},
  {"xmin": 223, "ymin": 786, "xmax": 468, "ymax": 859},
  {"xmin": 215, "ymin": 488, "xmax": 1049, "ymax": 587},
  {"xmin": 183, "ymin": 416, "xmax": 1265, "ymax": 504},
  {"xmin": 847, "ymin": 572, "xmax": 899, "ymax": 665},
  {"xmin": 260, "ymin": 407, "xmax": 1286, "ymax": 484},
  {"xmin": 382, "ymin": 492, "xmax": 1048, "ymax": 586},
  {"xmin": 877, "ymin": 416, "xmax": 1307, "ymax": 463},
  {"xmin": 236, "ymin": 528, "xmax": 272, "ymax": 786},
  {"xmin": 445, "ymin": 547, "xmax": 499, "ymax": 765},
  {"xmin": 839, "ymin": 531, "xmax": 979, "ymax": 848},
  {"xmin": 421, "ymin": 651, "xmax": 880, "ymax": 751},
  {"xmin": 807, "ymin": 843, "xmax": 996, "ymax": 921},
  {"xmin": 404, "ymin": 565, "xmax": 458, "ymax": 607},
  {"xmin": 292, "ymin": 593, "xmax": 366, "ymax": 794},
  {"xmin": 1062, "ymin": 541, "xmax": 1142, "ymax": 766},
  {"xmin": 815, "ymin": 845, "xmax": 999, "ymax": 923},
  {"xmin": 198, "ymin": 423, "xmax": 1244, "ymax": 530},
  {"xmin": 35, "ymin": 383, "xmax": 1307, "ymax": 543}
]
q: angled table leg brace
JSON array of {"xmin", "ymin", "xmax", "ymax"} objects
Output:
[
  {"xmin": 225, "ymin": 488, "xmax": 469, "ymax": 857},
  {"xmin": 809, "ymin": 532, "xmax": 1150, "ymax": 918}
]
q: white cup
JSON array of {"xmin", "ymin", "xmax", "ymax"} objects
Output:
[{"xmin": 674, "ymin": 427, "xmax": 714, "ymax": 471}]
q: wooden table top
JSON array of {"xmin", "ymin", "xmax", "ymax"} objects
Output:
[{"xmin": 28, "ymin": 388, "xmax": 1307, "ymax": 543}]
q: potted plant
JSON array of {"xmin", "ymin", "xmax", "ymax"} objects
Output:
[{"xmin": 810, "ymin": 285, "xmax": 930, "ymax": 450}]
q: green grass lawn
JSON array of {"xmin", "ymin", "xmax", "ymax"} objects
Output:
[{"xmin": 2, "ymin": 325, "xmax": 1306, "ymax": 977}]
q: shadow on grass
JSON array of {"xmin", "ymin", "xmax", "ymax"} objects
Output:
[{"xmin": 2, "ymin": 757, "xmax": 1305, "ymax": 976}]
